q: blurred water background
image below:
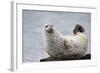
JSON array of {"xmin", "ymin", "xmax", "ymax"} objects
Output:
[{"xmin": 22, "ymin": 10, "xmax": 91, "ymax": 62}]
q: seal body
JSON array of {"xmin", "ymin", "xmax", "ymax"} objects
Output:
[{"xmin": 43, "ymin": 24, "xmax": 88, "ymax": 59}]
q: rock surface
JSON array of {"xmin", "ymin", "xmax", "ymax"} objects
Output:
[{"xmin": 40, "ymin": 54, "xmax": 91, "ymax": 62}]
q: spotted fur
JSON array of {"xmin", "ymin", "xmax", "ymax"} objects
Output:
[{"xmin": 43, "ymin": 24, "xmax": 88, "ymax": 59}]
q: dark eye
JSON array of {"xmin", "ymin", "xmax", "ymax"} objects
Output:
[
  {"xmin": 51, "ymin": 25, "xmax": 53, "ymax": 27},
  {"xmin": 45, "ymin": 25, "xmax": 48, "ymax": 28}
]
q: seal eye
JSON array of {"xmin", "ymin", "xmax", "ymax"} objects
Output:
[
  {"xmin": 45, "ymin": 25, "xmax": 48, "ymax": 28},
  {"xmin": 51, "ymin": 25, "xmax": 53, "ymax": 27}
]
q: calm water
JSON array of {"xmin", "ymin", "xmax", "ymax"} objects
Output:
[{"xmin": 22, "ymin": 10, "xmax": 91, "ymax": 62}]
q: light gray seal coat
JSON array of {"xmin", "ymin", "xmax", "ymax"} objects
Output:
[{"xmin": 42, "ymin": 24, "xmax": 88, "ymax": 59}]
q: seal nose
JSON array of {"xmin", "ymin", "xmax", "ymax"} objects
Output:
[
  {"xmin": 48, "ymin": 25, "xmax": 54, "ymax": 33},
  {"xmin": 48, "ymin": 28, "xmax": 53, "ymax": 33}
]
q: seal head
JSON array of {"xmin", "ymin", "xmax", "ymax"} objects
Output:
[
  {"xmin": 43, "ymin": 24, "xmax": 55, "ymax": 33},
  {"xmin": 73, "ymin": 24, "xmax": 85, "ymax": 35}
]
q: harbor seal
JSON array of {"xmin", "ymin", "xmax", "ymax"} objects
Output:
[{"xmin": 42, "ymin": 24, "xmax": 88, "ymax": 61}]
